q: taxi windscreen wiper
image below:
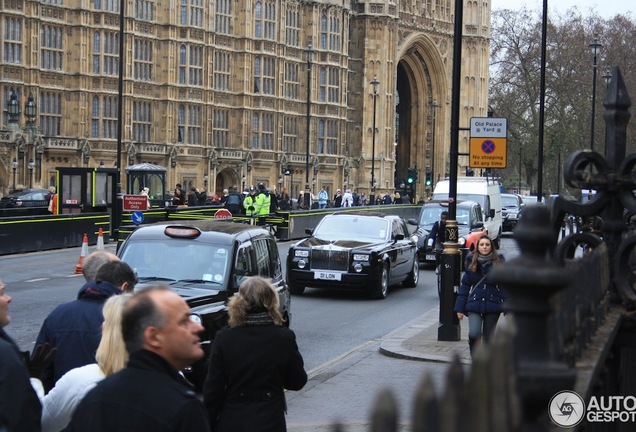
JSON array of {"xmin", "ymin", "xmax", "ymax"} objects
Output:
[
  {"xmin": 179, "ymin": 279, "xmax": 222, "ymax": 285},
  {"xmin": 137, "ymin": 276, "xmax": 175, "ymax": 282}
]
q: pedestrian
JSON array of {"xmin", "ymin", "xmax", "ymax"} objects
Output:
[
  {"xmin": 41, "ymin": 294, "xmax": 132, "ymax": 432},
  {"xmin": 219, "ymin": 189, "xmax": 229, "ymax": 206},
  {"xmin": 382, "ymin": 191, "xmax": 393, "ymax": 205},
  {"xmin": 278, "ymin": 187, "xmax": 291, "ymax": 210},
  {"xmin": 244, "ymin": 186, "xmax": 258, "ymax": 217},
  {"xmin": 46, "ymin": 186, "xmax": 58, "ymax": 214},
  {"xmin": 140, "ymin": 187, "xmax": 151, "ymax": 209},
  {"xmin": 224, "ymin": 186, "xmax": 244, "ymax": 215},
  {"xmin": 317, "ymin": 187, "xmax": 328, "ymax": 209},
  {"xmin": 172, "ymin": 186, "xmax": 186, "ymax": 206},
  {"xmin": 203, "ymin": 276, "xmax": 307, "ymax": 431},
  {"xmin": 333, "ymin": 189, "xmax": 342, "ymax": 208},
  {"xmin": 359, "ymin": 193, "xmax": 368, "ymax": 206},
  {"xmin": 68, "ymin": 286, "xmax": 210, "ymax": 432},
  {"xmin": 400, "ymin": 192, "xmax": 411, "ymax": 204},
  {"xmin": 268, "ymin": 187, "xmax": 279, "ymax": 213},
  {"xmin": 254, "ymin": 183, "xmax": 271, "ymax": 226},
  {"xmin": 36, "ymin": 260, "xmax": 137, "ymax": 392},
  {"xmin": 0, "ymin": 279, "xmax": 55, "ymax": 432},
  {"xmin": 429, "ymin": 210, "xmax": 448, "ymax": 270},
  {"xmin": 454, "ymin": 235, "xmax": 505, "ymax": 356},
  {"xmin": 198, "ymin": 187, "xmax": 208, "ymax": 206},
  {"xmin": 341, "ymin": 189, "xmax": 354, "ymax": 207},
  {"xmin": 187, "ymin": 187, "xmax": 200, "ymax": 206},
  {"xmin": 393, "ymin": 192, "xmax": 401, "ymax": 203},
  {"xmin": 81, "ymin": 250, "xmax": 119, "ymax": 283}
]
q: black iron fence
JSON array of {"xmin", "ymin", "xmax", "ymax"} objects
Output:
[{"xmin": 335, "ymin": 67, "xmax": 636, "ymax": 431}]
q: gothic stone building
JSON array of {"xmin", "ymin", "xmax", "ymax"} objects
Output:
[{"xmin": 0, "ymin": 0, "xmax": 490, "ymax": 200}]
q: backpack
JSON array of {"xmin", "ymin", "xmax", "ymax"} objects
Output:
[{"xmin": 227, "ymin": 194, "xmax": 240, "ymax": 205}]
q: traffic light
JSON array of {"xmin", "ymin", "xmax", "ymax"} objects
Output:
[
  {"xmin": 425, "ymin": 171, "xmax": 432, "ymax": 187},
  {"xmin": 407, "ymin": 168, "xmax": 415, "ymax": 184}
]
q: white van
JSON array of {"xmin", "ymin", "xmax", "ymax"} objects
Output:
[{"xmin": 432, "ymin": 177, "xmax": 503, "ymax": 248}]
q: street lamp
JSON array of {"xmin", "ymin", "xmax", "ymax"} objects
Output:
[
  {"xmin": 370, "ymin": 77, "xmax": 379, "ymax": 205},
  {"xmin": 203, "ymin": 174, "xmax": 208, "ymax": 189},
  {"xmin": 304, "ymin": 44, "xmax": 314, "ymax": 209},
  {"xmin": 431, "ymin": 100, "xmax": 439, "ymax": 191},
  {"xmin": 589, "ymin": 34, "xmax": 602, "ymax": 151},
  {"xmin": 24, "ymin": 93, "xmax": 37, "ymax": 127},
  {"xmin": 28, "ymin": 159, "xmax": 34, "ymax": 189},
  {"xmin": 241, "ymin": 175, "xmax": 246, "ymax": 191},
  {"xmin": 12, "ymin": 158, "xmax": 17, "ymax": 192},
  {"xmin": 7, "ymin": 91, "xmax": 19, "ymax": 124},
  {"xmin": 602, "ymin": 69, "xmax": 612, "ymax": 88},
  {"xmin": 99, "ymin": 160, "xmax": 105, "ymax": 168}
]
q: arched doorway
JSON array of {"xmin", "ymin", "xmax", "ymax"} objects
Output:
[
  {"xmin": 215, "ymin": 168, "xmax": 241, "ymax": 197},
  {"xmin": 395, "ymin": 36, "xmax": 447, "ymax": 199}
]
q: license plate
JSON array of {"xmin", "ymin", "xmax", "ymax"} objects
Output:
[
  {"xmin": 314, "ymin": 271, "xmax": 342, "ymax": 281},
  {"xmin": 425, "ymin": 254, "xmax": 436, "ymax": 261}
]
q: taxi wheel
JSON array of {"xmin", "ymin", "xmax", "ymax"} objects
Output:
[
  {"xmin": 403, "ymin": 258, "xmax": 419, "ymax": 288},
  {"xmin": 370, "ymin": 264, "xmax": 389, "ymax": 299},
  {"xmin": 289, "ymin": 284, "xmax": 305, "ymax": 295}
]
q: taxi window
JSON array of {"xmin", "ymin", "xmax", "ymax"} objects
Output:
[{"xmin": 253, "ymin": 238, "xmax": 271, "ymax": 278}]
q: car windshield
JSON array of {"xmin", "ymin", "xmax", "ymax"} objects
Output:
[
  {"xmin": 419, "ymin": 207, "xmax": 472, "ymax": 226},
  {"xmin": 502, "ymin": 196, "xmax": 520, "ymax": 207},
  {"xmin": 314, "ymin": 216, "xmax": 390, "ymax": 241},
  {"xmin": 120, "ymin": 240, "xmax": 230, "ymax": 286},
  {"xmin": 432, "ymin": 193, "xmax": 486, "ymax": 209}
]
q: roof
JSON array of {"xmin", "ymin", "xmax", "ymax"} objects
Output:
[
  {"xmin": 127, "ymin": 220, "xmax": 271, "ymax": 244},
  {"xmin": 124, "ymin": 162, "xmax": 167, "ymax": 173}
]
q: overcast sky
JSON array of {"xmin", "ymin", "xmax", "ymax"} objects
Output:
[{"xmin": 490, "ymin": 0, "xmax": 632, "ymax": 19}]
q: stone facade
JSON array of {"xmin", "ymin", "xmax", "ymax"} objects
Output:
[{"xmin": 0, "ymin": 0, "xmax": 491, "ymax": 200}]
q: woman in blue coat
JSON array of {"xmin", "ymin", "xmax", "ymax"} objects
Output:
[{"xmin": 454, "ymin": 235, "xmax": 505, "ymax": 355}]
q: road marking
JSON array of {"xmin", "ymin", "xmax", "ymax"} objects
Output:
[{"xmin": 25, "ymin": 278, "xmax": 49, "ymax": 283}]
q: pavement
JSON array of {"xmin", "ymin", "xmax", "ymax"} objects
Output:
[{"xmin": 285, "ymin": 306, "xmax": 475, "ymax": 432}]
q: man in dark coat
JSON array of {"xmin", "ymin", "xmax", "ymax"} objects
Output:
[
  {"xmin": 224, "ymin": 186, "xmax": 244, "ymax": 215},
  {"xmin": 68, "ymin": 286, "xmax": 210, "ymax": 432},
  {"xmin": 0, "ymin": 280, "xmax": 54, "ymax": 432},
  {"xmin": 35, "ymin": 260, "xmax": 137, "ymax": 391}
]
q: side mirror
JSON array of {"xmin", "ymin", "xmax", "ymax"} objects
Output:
[
  {"xmin": 488, "ymin": 209, "xmax": 495, "ymax": 219},
  {"xmin": 472, "ymin": 221, "xmax": 484, "ymax": 230},
  {"xmin": 305, "ymin": 228, "xmax": 314, "ymax": 235}
]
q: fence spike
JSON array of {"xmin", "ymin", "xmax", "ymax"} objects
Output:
[
  {"xmin": 411, "ymin": 373, "xmax": 439, "ymax": 432},
  {"xmin": 370, "ymin": 388, "xmax": 399, "ymax": 432}
]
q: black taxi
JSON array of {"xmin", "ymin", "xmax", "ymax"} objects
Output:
[
  {"xmin": 117, "ymin": 220, "xmax": 291, "ymax": 389},
  {"xmin": 286, "ymin": 212, "xmax": 419, "ymax": 299}
]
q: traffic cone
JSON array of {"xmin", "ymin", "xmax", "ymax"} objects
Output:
[
  {"xmin": 96, "ymin": 228, "xmax": 105, "ymax": 250},
  {"xmin": 75, "ymin": 233, "xmax": 89, "ymax": 274}
]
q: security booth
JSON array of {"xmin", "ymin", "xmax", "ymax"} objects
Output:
[
  {"xmin": 55, "ymin": 166, "xmax": 117, "ymax": 215},
  {"xmin": 124, "ymin": 162, "xmax": 167, "ymax": 208}
]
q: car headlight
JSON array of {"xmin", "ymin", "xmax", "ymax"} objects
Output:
[
  {"xmin": 294, "ymin": 250, "xmax": 309, "ymax": 257},
  {"xmin": 427, "ymin": 238, "xmax": 434, "ymax": 247},
  {"xmin": 353, "ymin": 254, "xmax": 370, "ymax": 262},
  {"xmin": 189, "ymin": 313, "xmax": 202, "ymax": 325},
  {"xmin": 458, "ymin": 237, "xmax": 466, "ymax": 246},
  {"xmin": 410, "ymin": 234, "xmax": 419, "ymax": 243}
]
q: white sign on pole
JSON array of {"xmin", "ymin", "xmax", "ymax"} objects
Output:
[{"xmin": 470, "ymin": 117, "xmax": 508, "ymax": 138}]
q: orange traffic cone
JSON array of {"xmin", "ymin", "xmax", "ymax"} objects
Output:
[
  {"xmin": 96, "ymin": 228, "xmax": 105, "ymax": 250},
  {"xmin": 75, "ymin": 233, "xmax": 89, "ymax": 274}
]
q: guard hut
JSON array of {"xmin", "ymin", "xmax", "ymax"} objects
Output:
[
  {"xmin": 56, "ymin": 166, "xmax": 117, "ymax": 215},
  {"xmin": 124, "ymin": 162, "xmax": 167, "ymax": 208}
]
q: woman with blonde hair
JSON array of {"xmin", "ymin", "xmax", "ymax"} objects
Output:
[
  {"xmin": 203, "ymin": 276, "xmax": 307, "ymax": 432},
  {"xmin": 41, "ymin": 294, "xmax": 131, "ymax": 432}
]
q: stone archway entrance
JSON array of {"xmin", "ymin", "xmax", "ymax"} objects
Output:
[
  {"xmin": 214, "ymin": 168, "xmax": 241, "ymax": 197},
  {"xmin": 394, "ymin": 37, "xmax": 447, "ymax": 199}
]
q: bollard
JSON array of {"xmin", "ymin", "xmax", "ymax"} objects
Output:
[{"xmin": 438, "ymin": 219, "xmax": 461, "ymax": 341}]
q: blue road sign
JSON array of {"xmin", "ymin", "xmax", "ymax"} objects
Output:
[{"xmin": 132, "ymin": 211, "xmax": 145, "ymax": 225}]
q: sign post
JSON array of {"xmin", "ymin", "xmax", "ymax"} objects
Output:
[
  {"xmin": 122, "ymin": 195, "xmax": 149, "ymax": 211},
  {"xmin": 469, "ymin": 117, "xmax": 508, "ymax": 169}
]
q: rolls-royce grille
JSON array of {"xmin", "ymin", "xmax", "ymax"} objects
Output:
[{"xmin": 311, "ymin": 249, "xmax": 349, "ymax": 271}]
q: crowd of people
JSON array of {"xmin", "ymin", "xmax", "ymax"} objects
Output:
[{"xmin": 1, "ymin": 251, "xmax": 307, "ymax": 431}]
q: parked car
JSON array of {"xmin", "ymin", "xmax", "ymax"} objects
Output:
[
  {"xmin": 501, "ymin": 193, "xmax": 524, "ymax": 232},
  {"xmin": 117, "ymin": 220, "xmax": 291, "ymax": 390},
  {"xmin": 0, "ymin": 188, "xmax": 49, "ymax": 208},
  {"xmin": 286, "ymin": 212, "xmax": 419, "ymax": 299},
  {"xmin": 410, "ymin": 200, "xmax": 486, "ymax": 265}
]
